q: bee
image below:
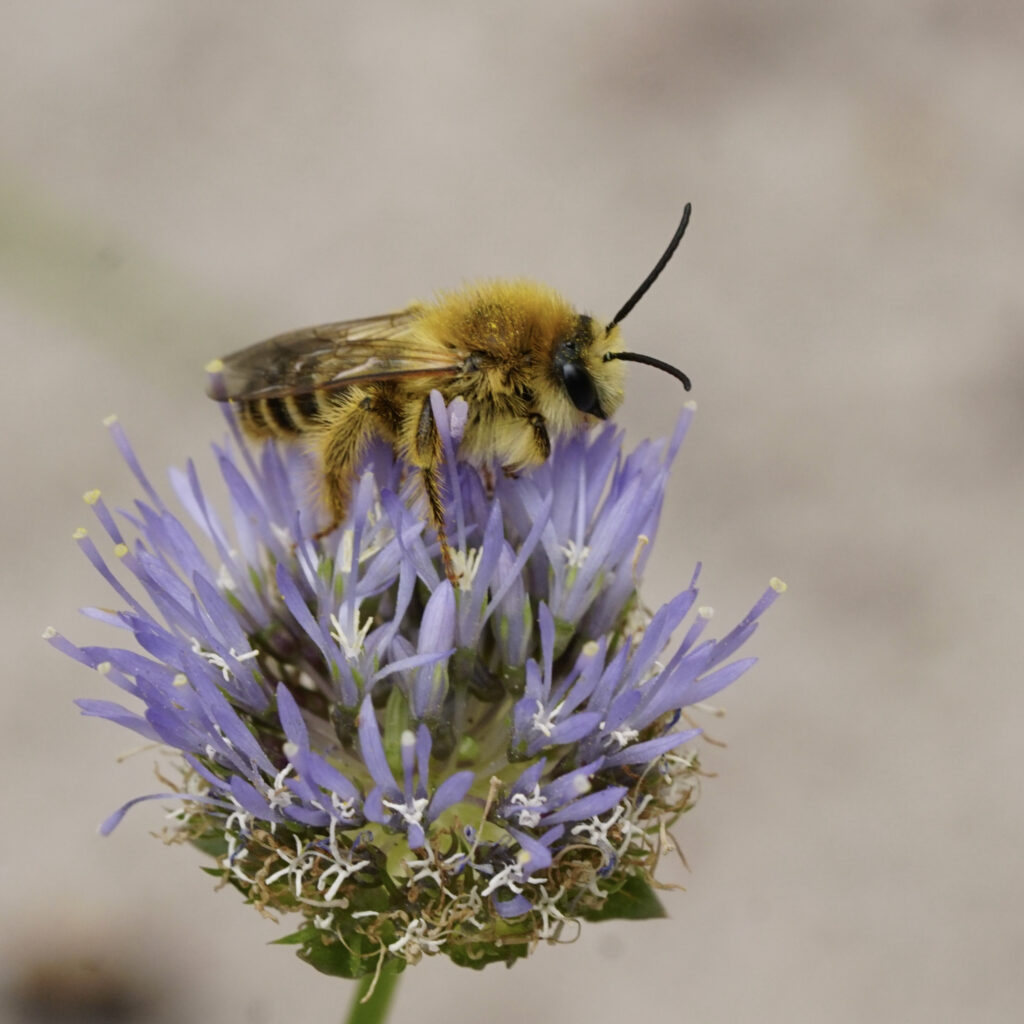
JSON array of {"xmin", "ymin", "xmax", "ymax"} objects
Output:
[{"xmin": 208, "ymin": 204, "xmax": 694, "ymax": 582}]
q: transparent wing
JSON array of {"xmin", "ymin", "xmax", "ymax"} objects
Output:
[{"xmin": 207, "ymin": 307, "xmax": 463, "ymax": 401}]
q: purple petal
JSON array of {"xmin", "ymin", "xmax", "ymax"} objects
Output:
[
  {"xmin": 542, "ymin": 786, "xmax": 628, "ymax": 826},
  {"xmin": 276, "ymin": 683, "xmax": 309, "ymax": 749},
  {"xmin": 493, "ymin": 893, "xmax": 532, "ymax": 918},
  {"xmin": 602, "ymin": 728, "xmax": 702, "ymax": 768},
  {"xmin": 428, "ymin": 770, "xmax": 475, "ymax": 819},
  {"xmin": 357, "ymin": 695, "xmax": 397, "ymax": 793}
]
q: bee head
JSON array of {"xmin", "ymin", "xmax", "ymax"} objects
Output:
[
  {"xmin": 600, "ymin": 203, "xmax": 693, "ymax": 393},
  {"xmin": 554, "ymin": 316, "xmax": 613, "ymax": 419}
]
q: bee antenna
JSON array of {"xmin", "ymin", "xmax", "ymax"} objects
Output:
[
  {"xmin": 603, "ymin": 350, "xmax": 691, "ymax": 391},
  {"xmin": 606, "ymin": 203, "xmax": 692, "ymax": 332}
]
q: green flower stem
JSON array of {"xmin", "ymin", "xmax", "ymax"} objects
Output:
[{"xmin": 345, "ymin": 966, "xmax": 400, "ymax": 1024}]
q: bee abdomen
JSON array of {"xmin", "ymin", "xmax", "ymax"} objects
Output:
[{"xmin": 237, "ymin": 392, "xmax": 324, "ymax": 439}]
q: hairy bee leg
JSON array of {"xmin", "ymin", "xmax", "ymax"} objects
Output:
[
  {"xmin": 410, "ymin": 397, "xmax": 457, "ymax": 584},
  {"xmin": 528, "ymin": 413, "xmax": 552, "ymax": 462},
  {"xmin": 313, "ymin": 390, "xmax": 390, "ymax": 539},
  {"xmin": 501, "ymin": 413, "xmax": 551, "ymax": 479},
  {"xmin": 480, "ymin": 463, "xmax": 496, "ymax": 497}
]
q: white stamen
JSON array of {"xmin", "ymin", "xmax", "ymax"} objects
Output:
[
  {"xmin": 609, "ymin": 726, "xmax": 639, "ymax": 748},
  {"xmin": 388, "ymin": 918, "xmax": 443, "ymax": 956},
  {"xmin": 330, "ymin": 609, "xmax": 374, "ymax": 661},
  {"xmin": 318, "ymin": 856, "xmax": 371, "ymax": 902},
  {"xmin": 533, "ymin": 884, "xmax": 570, "ymax": 939},
  {"xmin": 479, "ymin": 848, "xmax": 546, "ymax": 899},
  {"xmin": 189, "ymin": 637, "xmax": 260, "ymax": 682},
  {"xmin": 266, "ymin": 764, "xmax": 295, "ymax": 813},
  {"xmin": 531, "ymin": 699, "xmax": 564, "ymax": 738},
  {"xmin": 448, "ymin": 546, "xmax": 483, "ymax": 590},
  {"xmin": 509, "ymin": 785, "xmax": 546, "ymax": 828},
  {"xmin": 382, "ymin": 795, "xmax": 429, "ymax": 828},
  {"xmin": 560, "ymin": 538, "xmax": 591, "ymax": 569},
  {"xmin": 405, "ymin": 850, "xmax": 446, "ymax": 888}
]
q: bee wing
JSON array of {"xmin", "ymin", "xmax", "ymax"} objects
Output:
[{"xmin": 207, "ymin": 308, "xmax": 463, "ymax": 401}]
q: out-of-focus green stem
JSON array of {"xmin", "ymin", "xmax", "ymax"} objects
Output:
[{"xmin": 344, "ymin": 966, "xmax": 400, "ymax": 1024}]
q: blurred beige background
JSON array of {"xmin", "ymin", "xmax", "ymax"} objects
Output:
[{"xmin": 3, "ymin": 2, "xmax": 1022, "ymax": 1022}]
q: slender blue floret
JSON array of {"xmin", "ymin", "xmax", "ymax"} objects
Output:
[{"xmin": 51, "ymin": 396, "xmax": 783, "ymax": 975}]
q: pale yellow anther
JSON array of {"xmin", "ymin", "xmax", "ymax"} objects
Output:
[
  {"xmin": 770, "ymin": 577, "xmax": 787, "ymax": 593},
  {"xmin": 697, "ymin": 605, "xmax": 714, "ymax": 619},
  {"xmin": 73, "ymin": 527, "xmax": 87, "ymax": 540},
  {"xmin": 83, "ymin": 489, "xmax": 101, "ymax": 505},
  {"xmin": 42, "ymin": 627, "xmax": 57, "ymax": 639},
  {"xmin": 683, "ymin": 399, "xmax": 697, "ymax": 412},
  {"xmin": 114, "ymin": 543, "xmax": 129, "ymax": 558},
  {"xmin": 97, "ymin": 662, "xmax": 112, "ymax": 675},
  {"xmin": 205, "ymin": 358, "xmax": 224, "ymax": 373},
  {"xmin": 102, "ymin": 414, "xmax": 118, "ymax": 427},
  {"xmin": 173, "ymin": 673, "xmax": 188, "ymax": 688}
]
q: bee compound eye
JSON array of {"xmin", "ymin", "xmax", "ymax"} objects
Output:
[{"xmin": 561, "ymin": 361, "xmax": 603, "ymax": 417}]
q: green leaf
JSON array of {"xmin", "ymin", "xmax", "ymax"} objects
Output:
[
  {"xmin": 297, "ymin": 941, "xmax": 365, "ymax": 979},
  {"xmin": 273, "ymin": 925, "xmax": 319, "ymax": 946},
  {"xmin": 190, "ymin": 833, "xmax": 229, "ymax": 858},
  {"xmin": 279, "ymin": 925, "xmax": 407, "ymax": 980},
  {"xmin": 447, "ymin": 939, "xmax": 531, "ymax": 971},
  {"xmin": 581, "ymin": 874, "xmax": 667, "ymax": 922},
  {"xmin": 297, "ymin": 935, "xmax": 375, "ymax": 980}
]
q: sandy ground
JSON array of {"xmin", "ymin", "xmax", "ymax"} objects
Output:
[{"xmin": 2, "ymin": 3, "xmax": 1022, "ymax": 1022}]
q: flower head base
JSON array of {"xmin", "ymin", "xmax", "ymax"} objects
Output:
[{"xmin": 52, "ymin": 397, "xmax": 783, "ymax": 977}]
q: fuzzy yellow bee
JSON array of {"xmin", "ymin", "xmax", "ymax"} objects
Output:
[{"xmin": 207, "ymin": 205, "xmax": 693, "ymax": 581}]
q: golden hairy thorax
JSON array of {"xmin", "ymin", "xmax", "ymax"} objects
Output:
[{"xmin": 410, "ymin": 280, "xmax": 627, "ymax": 452}]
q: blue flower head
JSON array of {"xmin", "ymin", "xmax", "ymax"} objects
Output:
[{"xmin": 51, "ymin": 393, "xmax": 783, "ymax": 976}]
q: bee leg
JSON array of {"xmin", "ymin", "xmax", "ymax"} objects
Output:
[
  {"xmin": 313, "ymin": 390, "xmax": 388, "ymax": 540},
  {"xmin": 501, "ymin": 413, "xmax": 551, "ymax": 479},
  {"xmin": 528, "ymin": 413, "xmax": 552, "ymax": 462},
  {"xmin": 410, "ymin": 397, "xmax": 457, "ymax": 584}
]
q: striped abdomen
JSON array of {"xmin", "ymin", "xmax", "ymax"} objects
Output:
[{"xmin": 237, "ymin": 391, "xmax": 327, "ymax": 439}]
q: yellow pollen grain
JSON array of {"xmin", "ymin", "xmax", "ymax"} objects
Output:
[
  {"xmin": 97, "ymin": 662, "xmax": 112, "ymax": 675},
  {"xmin": 102, "ymin": 414, "xmax": 118, "ymax": 427},
  {"xmin": 173, "ymin": 673, "xmax": 188, "ymax": 687},
  {"xmin": 205, "ymin": 358, "xmax": 224, "ymax": 373},
  {"xmin": 114, "ymin": 543, "xmax": 129, "ymax": 558},
  {"xmin": 770, "ymin": 577, "xmax": 787, "ymax": 593},
  {"xmin": 42, "ymin": 626, "xmax": 57, "ymax": 639},
  {"xmin": 83, "ymin": 489, "xmax": 101, "ymax": 505},
  {"xmin": 73, "ymin": 527, "xmax": 87, "ymax": 540}
]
